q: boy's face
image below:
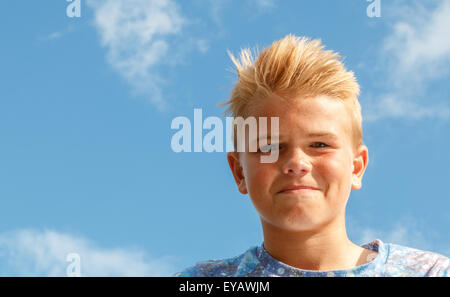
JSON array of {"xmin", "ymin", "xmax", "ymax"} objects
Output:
[{"xmin": 227, "ymin": 95, "xmax": 369, "ymax": 232}]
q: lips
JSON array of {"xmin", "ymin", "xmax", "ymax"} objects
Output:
[{"xmin": 277, "ymin": 185, "xmax": 320, "ymax": 194}]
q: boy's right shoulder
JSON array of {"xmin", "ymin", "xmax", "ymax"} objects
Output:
[
  {"xmin": 383, "ymin": 242, "xmax": 450, "ymax": 276},
  {"xmin": 173, "ymin": 246, "xmax": 260, "ymax": 277}
]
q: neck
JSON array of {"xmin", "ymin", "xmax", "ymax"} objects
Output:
[{"xmin": 261, "ymin": 217, "xmax": 374, "ymax": 271}]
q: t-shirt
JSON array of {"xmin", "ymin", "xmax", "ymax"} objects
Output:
[{"xmin": 174, "ymin": 239, "xmax": 449, "ymax": 277}]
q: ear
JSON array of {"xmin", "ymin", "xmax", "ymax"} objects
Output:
[
  {"xmin": 227, "ymin": 152, "xmax": 248, "ymax": 194},
  {"xmin": 351, "ymin": 145, "xmax": 369, "ymax": 190}
]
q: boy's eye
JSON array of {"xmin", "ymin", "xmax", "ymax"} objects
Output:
[
  {"xmin": 311, "ymin": 142, "xmax": 329, "ymax": 148},
  {"xmin": 258, "ymin": 144, "xmax": 280, "ymax": 153}
]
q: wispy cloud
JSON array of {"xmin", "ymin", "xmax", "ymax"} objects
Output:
[
  {"xmin": 357, "ymin": 222, "xmax": 431, "ymax": 252},
  {"xmin": 0, "ymin": 229, "xmax": 175, "ymax": 276},
  {"xmin": 363, "ymin": 0, "xmax": 450, "ymax": 121},
  {"xmin": 87, "ymin": 0, "xmax": 209, "ymax": 111},
  {"xmin": 39, "ymin": 26, "xmax": 75, "ymax": 41},
  {"xmin": 46, "ymin": 31, "xmax": 63, "ymax": 40},
  {"xmin": 200, "ymin": 0, "xmax": 275, "ymax": 36},
  {"xmin": 250, "ymin": 0, "xmax": 275, "ymax": 10},
  {"xmin": 246, "ymin": 0, "xmax": 276, "ymax": 16},
  {"xmin": 86, "ymin": 0, "xmax": 276, "ymax": 111},
  {"xmin": 351, "ymin": 216, "xmax": 449, "ymax": 256},
  {"xmin": 383, "ymin": 0, "xmax": 450, "ymax": 84},
  {"xmin": 363, "ymin": 92, "xmax": 450, "ymax": 122}
]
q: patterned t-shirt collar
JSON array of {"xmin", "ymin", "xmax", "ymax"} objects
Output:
[{"xmin": 254, "ymin": 239, "xmax": 388, "ymax": 276}]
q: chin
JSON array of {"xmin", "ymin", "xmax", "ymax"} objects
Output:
[
  {"xmin": 271, "ymin": 213, "xmax": 323, "ymax": 232},
  {"xmin": 282, "ymin": 221, "xmax": 321, "ymax": 232}
]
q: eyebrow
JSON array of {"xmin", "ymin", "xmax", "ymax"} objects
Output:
[
  {"xmin": 251, "ymin": 132, "xmax": 339, "ymax": 144},
  {"xmin": 306, "ymin": 132, "xmax": 339, "ymax": 139}
]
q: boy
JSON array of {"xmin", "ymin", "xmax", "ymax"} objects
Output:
[{"xmin": 174, "ymin": 35, "xmax": 449, "ymax": 277}]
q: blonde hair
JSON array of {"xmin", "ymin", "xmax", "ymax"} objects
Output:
[{"xmin": 220, "ymin": 34, "xmax": 363, "ymax": 149}]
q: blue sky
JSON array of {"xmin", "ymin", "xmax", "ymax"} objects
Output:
[{"xmin": 0, "ymin": 0, "xmax": 449, "ymax": 276}]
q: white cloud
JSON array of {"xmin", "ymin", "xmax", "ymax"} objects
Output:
[
  {"xmin": 363, "ymin": 0, "xmax": 450, "ymax": 121},
  {"xmin": 383, "ymin": 0, "xmax": 450, "ymax": 84},
  {"xmin": 358, "ymin": 223, "xmax": 431, "ymax": 251},
  {"xmin": 87, "ymin": 0, "xmax": 189, "ymax": 110},
  {"xmin": 0, "ymin": 229, "xmax": 175, "ymax": 276},
  {"xmin": 46, "ymin": 32, "xmax": 63, "ymax": 40},
  {"xmin": 351, "ymin": 216, "xmax": 448, "ymax": 254},
  {"xmin": 86, "ymin": 0, "xmax": 276, "ymax": 110},
  {"xmin": 363, "ymin": 93, "xmax": 450, "ymax": 122},
  {"xmin": 39, "ymin": 26, "xmax": 75, "ymax": 41}
]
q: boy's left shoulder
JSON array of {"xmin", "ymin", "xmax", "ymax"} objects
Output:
[
  {"xmin": 173, "ymin": 246, "xmax": 260, "ymax": 277},
  {"xmin": 384, "ymin": 242, "xmax": 450, "ymax": 276}
]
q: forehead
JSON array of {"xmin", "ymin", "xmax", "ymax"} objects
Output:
[{"xmin": 247, "ymin": 95, "xmax": 353, "ymax": 138}]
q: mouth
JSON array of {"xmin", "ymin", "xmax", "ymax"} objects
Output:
[{"xmin": 277, "ymin": 185, "xmax": 320, "ymax": 194}]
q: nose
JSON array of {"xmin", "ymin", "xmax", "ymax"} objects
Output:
[{"xmin": 281, "ymin": 148, "xmax": 312, "ymax": 175}]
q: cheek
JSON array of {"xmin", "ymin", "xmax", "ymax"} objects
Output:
[
  {"xmin": 245, "ymin": 160, "xmax": 276, "ymax": 195},
  {"xmin": 315, "ymin": 154, "xmax": 353, "ymax": 192}
]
